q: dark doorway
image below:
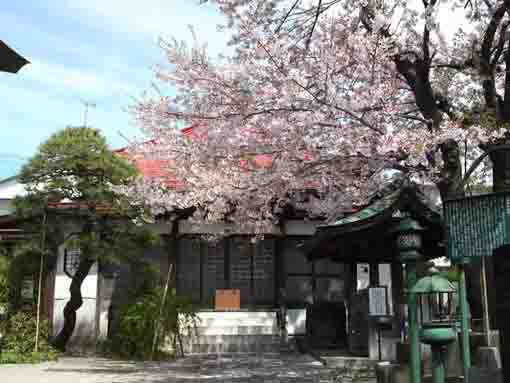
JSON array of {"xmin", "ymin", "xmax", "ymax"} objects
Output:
[{"xmin": 307, "ymin": 301, "xmax": 347, "ymax": 349}]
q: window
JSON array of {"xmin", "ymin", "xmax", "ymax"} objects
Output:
[
  {"xmin": 176, "ymin": 236, "xmax": 275, "ymax": 307},
  {"xmin": 64, "ymin": 241, "xmax": 81, "ymax": 278}
]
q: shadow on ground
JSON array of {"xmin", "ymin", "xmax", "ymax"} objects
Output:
[{"xmin": 2, "ymin": 354, "xmax": 342, "ymax": 383}]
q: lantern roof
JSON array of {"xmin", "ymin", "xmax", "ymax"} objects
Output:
[{"xmin": 410, "ymin": 271, "xmax": 456, "ymax": 294}]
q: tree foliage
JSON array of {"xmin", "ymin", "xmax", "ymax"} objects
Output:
[
  {"xmin": 17, "ymin": 126, "xmax": 137, "ymax": 210},
  {"xmin": 14, "ymin": 126, "xmax": 158, "ymax": 350}
]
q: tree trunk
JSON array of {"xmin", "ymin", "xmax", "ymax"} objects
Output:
[
  {"xmin": 436, "ymin": 139, "xmax": 464, "ymax": 200},
  {"xmin": 483, "ymin": 145, "xmax": 510, "ymax": 328},
  {"xmin": 434, "ymin": 140, "xmax": 487, "ymax": 322},
  {"xmin": 51, "ymin": 256, "xmax": 95, "ymax": 351},
  {"xmin": 489, "ymin": 146, "xmax": 510, "ymax": 192}
]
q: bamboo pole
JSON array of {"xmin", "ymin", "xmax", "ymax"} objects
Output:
[
  {"xmin": 458, "ymin": 264, "xmax": 471, "ymax": 383},
  {"xmin": 481, "ymin": 257, "xmax": 491, "ymax": 346},
  {"xmin": 34, "ymin": 210, "xmax": 47, "ymax": 352},
  {"xmin": 151, "ymin": 263, "xmax": 173, "ymax": 360}
]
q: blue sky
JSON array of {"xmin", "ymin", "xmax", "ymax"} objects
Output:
[{"xmin": 0, "ymin": 1, "xmax": 229, "ymax": 178}]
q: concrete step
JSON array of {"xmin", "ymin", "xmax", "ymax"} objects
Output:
[
  {"xmin": 195, "ymin": 318, "xmax": 278, "ymax": 327},
  {"xmin": 181, "ymin": 334, "xmax": 283, "ymax": 354},
  {"xmin": 321, "ymin": 356, "xmax": 378, "ymax": 370},
  {"xmin": 182, "ymin": 334, "xmax": 280, "ymax": 345},
  {"xmin": 184, "ymin": 341, "xmax": 282, "ymax": 354},
  {"xmin": 183, "ymin": 325, "xmax": 279, "ymax": 336},
  {"xmin": 179, "ymin": 311, "xmax": 283, "ymax": 354},
  {"xmin": 195, "ymin": 312, "xmax": 277, "ymax": 320}
]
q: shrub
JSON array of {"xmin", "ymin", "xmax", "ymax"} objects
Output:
[
  {"xmin": 0, "ymin": 311, "xmax": 59, "ymax": 363},
  {"xmin": 109, "ymin": 288, "xmax": 197, "ymax": 359},
  {"xmin": 0, "ymin": 256, "xmax": 9, "ymax": 306}
]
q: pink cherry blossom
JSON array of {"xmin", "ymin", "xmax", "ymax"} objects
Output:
[{"xmin": 123, "ymin": 1, "xmax": 510, "ymax": 230}]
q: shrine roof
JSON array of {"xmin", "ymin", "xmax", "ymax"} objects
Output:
[{"xmin": 303, "ymin": 179, "xmax": 444, "ymax": 262}]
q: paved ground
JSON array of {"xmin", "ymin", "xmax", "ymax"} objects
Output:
[{"xmin": 0, "ymin": 354, "xmax": 372, "ymax": 383}]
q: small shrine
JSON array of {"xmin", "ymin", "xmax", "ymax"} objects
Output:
[{"xmin": 303, "ymin": 178, "xmax": 452, "ymax": 382}]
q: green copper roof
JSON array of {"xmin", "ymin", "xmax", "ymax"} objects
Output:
[
  {"xmin": 303, "ymin": 181, "xmax": 444, "ymax": 260},
  {"xmin": 411, "ymin": 274, "xmax": 456, "ymax": 294},
  {"xmin": 328, "ymin": 190, "xmax": 401, "ymax": 226},
  {"xmin": 320, "ymin": 182, "xmax": 441, "ymax": 230}
]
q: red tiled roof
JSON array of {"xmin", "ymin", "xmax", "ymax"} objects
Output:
[{"xmin": 115, "ymin": 124, "xmax": 277, "ymax": 183}]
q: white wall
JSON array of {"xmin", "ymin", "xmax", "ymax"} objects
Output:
[{"xmin": 52, "ymin": 243, "xmax": 98, "ymax": 351}]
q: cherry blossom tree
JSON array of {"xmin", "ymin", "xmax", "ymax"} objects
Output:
[
  {"xmin": 126, "ymin": 0, "xmax": 510, "ymax": 225},
  {"xmin": 123, "ymin": 0, "xmax": 510, "ymax": 321}
]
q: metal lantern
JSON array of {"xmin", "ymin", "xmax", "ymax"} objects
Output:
[
  {"xmin": 392, "ymin": 216, "xmax": 425, "ymax": 262},
  {"xmin": 411, "ymin": 268, "xmax": 457, "ymax": 383},
  {"xmin": 390, "ymin": 215, "xmax": 426, "ymax": 383}
]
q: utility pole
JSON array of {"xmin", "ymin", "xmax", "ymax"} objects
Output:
[{"xmin": 81, "ymin": 99, "xmax": 96, "ymax": 127}]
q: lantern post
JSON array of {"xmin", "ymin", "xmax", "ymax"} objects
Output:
[{"xmin": 392, "ymin": 217, "xmax": 426, "ymax": 383}]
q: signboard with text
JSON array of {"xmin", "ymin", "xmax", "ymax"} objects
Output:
[{"xmin": 369, "ymin": 286, "xmax": 388, "ymax": 316}]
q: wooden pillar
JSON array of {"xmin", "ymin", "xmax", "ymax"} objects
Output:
[
  {"xmin": 391, "ymin": 262, "xmax": 404, "ymax": 320},
  {"xmin": 369, "ymin": 262, "xmax": 379, "ymax": 286}
]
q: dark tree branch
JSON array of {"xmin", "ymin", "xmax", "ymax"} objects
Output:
[
  {"xmin": 275, "ymin": 0, "xmax": 300, "ymax": 34},
  {"xmin": 305, "ymin": 0, "xmax": 322, "ymax": 50},
  {"xmin": 480, "ymin": 1, "xmax": 510, "ymax": 110},
  {"xmin": 258, "ymin": 41, "xmax": 385, "ymax": 134},
  {"xmin": 459, "ymin": 144, "xmax": 510, "ymax": 190},
  {"xmin": 430, "ymin": 60, "xmax": 473, "ymax": 70},
  {"xmin": 504, "ymin": 39, "xmax": 510, "ymax": 117},
  {"xmin": 396, "ymin": 114, "xmax": 430, "ymax": 125},
  {"xmin": 491, "ymin": 20, "xmax": 510, "ymax": 65}
]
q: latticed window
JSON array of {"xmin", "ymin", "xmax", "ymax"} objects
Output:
[
  {"xmin": 64, "ymin": 244, "xmax": 81, "ymax": 278},
  {"xmin": 176, "ymin": 236, "xmax": 275, "ymax": 307}
]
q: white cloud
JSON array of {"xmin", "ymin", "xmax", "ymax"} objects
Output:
[
  {"xmin": 56, "ymin": 0, "xmax": 230, "ymax": 55},
  {"xmin": 25, "ymin": 59, "xmax": 135, "ymax": 97}
]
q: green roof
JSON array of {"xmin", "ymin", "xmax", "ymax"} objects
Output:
[
  {"xmin": 328, "ymin": 190, "xmax": 401, "ymax": 226},
  {"xmin": 303, "ymin": 181, "xmax": 444, "ymax": 261},
  {"xmin": 411, "ymin": 274, "xmax": 456, "ymax": 294}
]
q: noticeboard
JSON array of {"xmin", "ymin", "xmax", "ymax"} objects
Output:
[
  {"xmin": 369, "ymin": 286, "xmax": 388, "ymax": 316},
  {"xmin": 215, "ymin": 289, "xmax": 241, "ymax": 311},
  {"xmin": 444, "ymin": 192, "xmax": 510, "ymax": 262}
]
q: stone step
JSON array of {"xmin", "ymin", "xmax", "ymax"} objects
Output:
[
  {"xmin": 182, "ymin": 325, "xmax": 279, "ymax": 336},
  {"xmin": 321, "ymin": 356, "xmax": 378, "ymax": 370},
  {"xmin": 182, "ymin": 334, "xmax": 281, "ymax": 345},
  {"xmin": 184, "ymin": 341, "xmax": 282, "ymax": 354},
  {"xmin": 179, "ymin": 312, "xmax": 284, "ymax": 354},
  {"xmin": 195, "ymin": 311, "xmax": 277, "ymax": 319},
  {"xmin": 195, "ymin": 317, "xmax": 278, "ymax": 327}
]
